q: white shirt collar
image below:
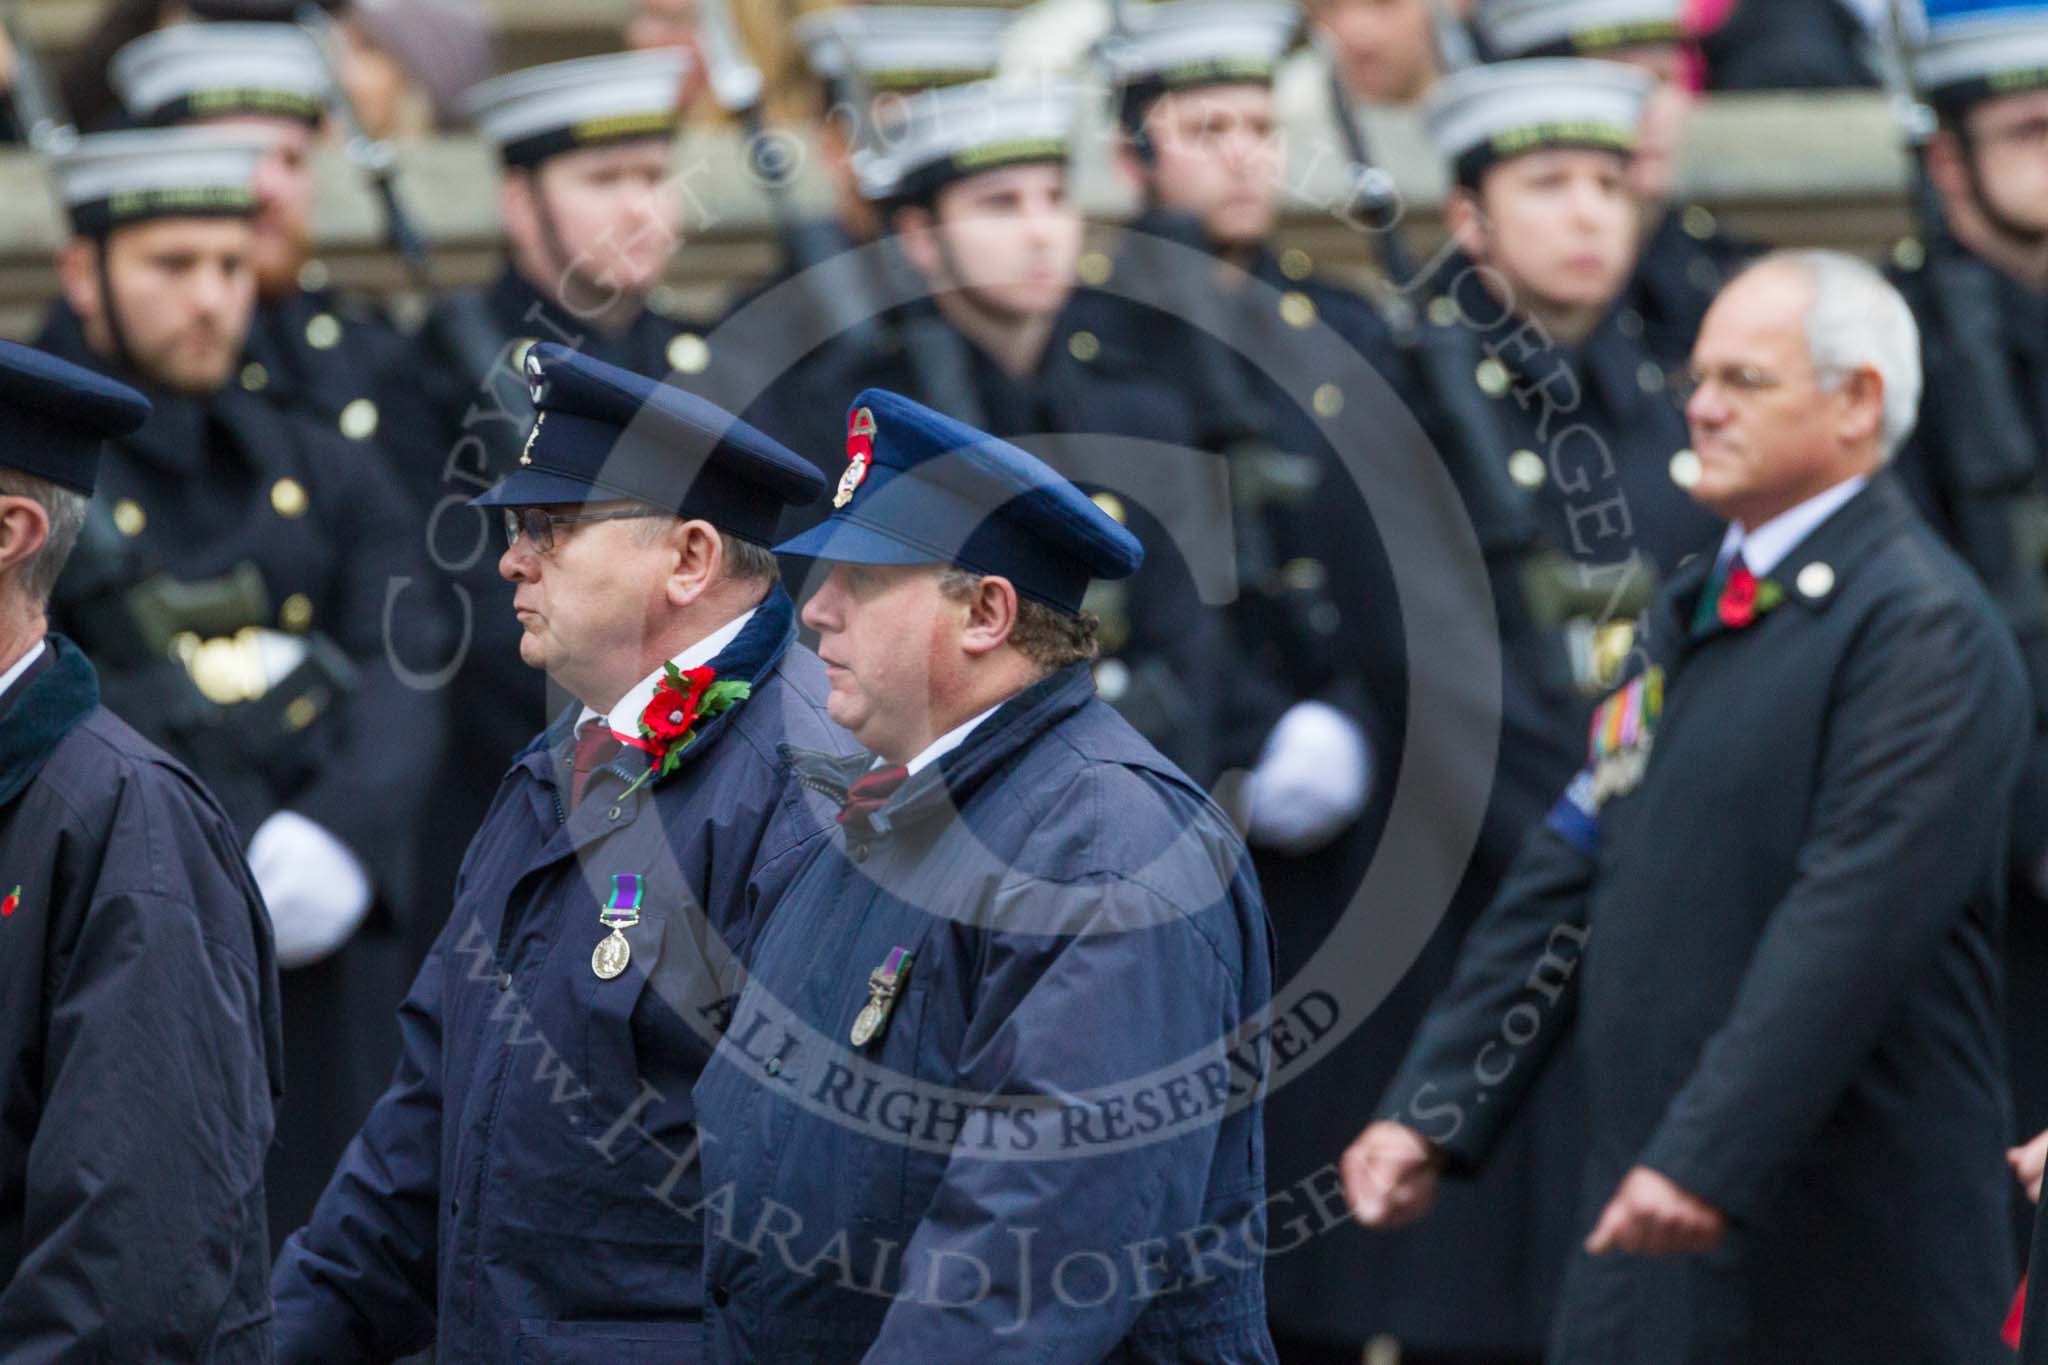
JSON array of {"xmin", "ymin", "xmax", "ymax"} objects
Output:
[
  {"xmin": 1717, "ymin": 475, "xmax": 1869, "ymax": 578},
  {"xmin": 0, "ymin": 639, "xmax": 46, "ymax": 704},
  {"xmin": 577, "ymin": 608, "xmax": 758, "ymax": 736},
  {"xmin": 898, "ymin": 703, "xmax": 1003, "ymax": 777}
]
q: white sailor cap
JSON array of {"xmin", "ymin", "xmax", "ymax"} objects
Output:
[
  {"xmin": 1425, "ymin": 57, "xmax": 1651, "ymax": 184},
  {"xmin": 859, "ymin": 75, "xmax": 1079, "ymax": 203},
  {"xmin": 1915, "ymin": 3, "xmax": 2048, "ymax": 113},
  {"xmin": 1106, "ymin": 0, "xmax": 1301, "ymax": 108},
  {"xmin": 797, "ymin": 6, "xmax": 1013, "ymax": 95},
  {"xmin": 463, "ymin": 50, "xmax": 690, "ymax": 168},
  {"xmin": 111, "ymin": 22, "xmax": 332, "ymax": 127},
  {"xmin": 1477, "ymin": 0, "xmax": 1686, "ymax": 60},
  {"xmin": 55, "ymin": 127, "xmax": 267, "ymax": 237}
]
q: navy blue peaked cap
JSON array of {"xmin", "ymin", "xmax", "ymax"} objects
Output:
[
  {"xmin": 775, "ymin": 389, "xmax": 1144, "ymax": 615},
  {"xmin": 471, "ymin": 344, "xmax": 824, "ymax": 545},
  {"xmin": 0, "ymin": 340, "xmax": 151, "ymax": 495}
]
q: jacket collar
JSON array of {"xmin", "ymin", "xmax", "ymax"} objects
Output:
[
  {"xmin": 1675, "ymin": 470, "xmax": 1913, "ymax": 645},
  {"xmin": 785, "ymin": 663, "xmax": 1096, "ymax": 837},
  {"xmin": 518, "ymin": 583, "xmax": 801, "ymax": 815},
  {"xmin": 0, "ymin": 636, "xmax": 101, "ymax": 810},
  {"xmin": 33, "ymin": 301, "xmax": 216, "ymax": 476}
]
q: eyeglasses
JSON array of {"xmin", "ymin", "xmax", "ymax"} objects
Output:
[
  {"xmin": 501, "ymin": 505, "xmax": 666, "ymax": 555},
  {"xmin": 1669, "ymin": 364, "xmax": 1849, "ymax": 405}
]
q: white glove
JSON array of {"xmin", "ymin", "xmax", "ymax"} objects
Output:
[
  {"xmin": 248, "ymin": 810, "xmax": 374, "ymax": 970},
  {"xmin": 1245, "ymin": 701, "xmax": 1372, "ymax": 856}
]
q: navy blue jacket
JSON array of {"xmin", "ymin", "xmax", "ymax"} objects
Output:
[
  {"xmin": 0, "ymin": 637, "xmax": 282, "ymax": 1361},
  {"xmin": 694, "ymin": 665, "xmax": 1279, "ymax": 1362},
  {"xmin": 271, "ymin": 589, "xmax": 852, "ymax": 1363}
]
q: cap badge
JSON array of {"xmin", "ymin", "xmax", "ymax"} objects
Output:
[
  {"xmin": 520, "ymin": 412, "xmax": 545, "ymax": 468},
  {"xmin": 836, "ymin": 406, "xmax": 876, "ymax": 510}
]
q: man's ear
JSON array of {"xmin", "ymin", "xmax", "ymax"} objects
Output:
[
  {"xmin": 1836, "ymin": 367, "xmax": 1886, "ymax": 450},
  {"xmin": 957, "ymin": 574, "xmax": 1019, "ymax": 658},
  {"xmin": 0, "ymin": 497, "xmax": 52, "ymax": 596},
  {"xmin": 1444, "ymin": 186, "xmax": 1486, "ymax": 257},
  {"xmin": 1925, "ymin": 128, "xmax": 1970, "ymax": 216},
  {"xmin": 56, "ymin": 239, "xmax": 101, "ymax": 325},
  {"xmin": 499, "ymin": 170, "xmax": 539, "ymax": 260},
  {"xmin": 893, "ymin": 203, "xmax": 941, "ymax": 282},
  {"xmin": 663, "ymin": 519, "xmax": 722, "ymax": 609}
]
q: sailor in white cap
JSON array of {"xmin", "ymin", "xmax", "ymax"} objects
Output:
[
  {"xmin": 1893, "ymin": 9, "xmax": 2048, "ymax": 1280},
  {"xmin": 110, "ymin": 19, "xmax": 405, "ymax": 444},
  {"xmin": 33, "ymin": 124, "xmax": 448, "ymax": 1248},
  {"xmin": 368, "ymin": 43, "xmax": 715, "ymax": 1070},
  {"xmin": 1475, "ymin": 0, "xmax": 1753, "ymax": 344}
]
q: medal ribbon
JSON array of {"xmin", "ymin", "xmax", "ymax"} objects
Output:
[
  {"xmin": 600, "ymin": 873, "xmax": 643, "ymax": 929},
  {"xmin": 874, "ymin": 946, "xmax": 910, "ymax": 991}
]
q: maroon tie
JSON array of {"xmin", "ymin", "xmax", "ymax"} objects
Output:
[
  {"xmin": 570, "ymin": 720, "xmax": 624, "ymax": 811},
  {"xmin": 839, "ymin": 764, "xmax": 909, "ymax": 830}
]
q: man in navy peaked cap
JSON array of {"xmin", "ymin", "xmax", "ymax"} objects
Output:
[
  {"xmin": 692, "ymin": 390, "xmax": 1280, "ymax": 1361},
  {"xmin": 0, "ymin": 340, "xmax": 282, "ymax": 1361},
  {"xmin": 272, "ymin": 345, "xmax": 857, "ymax": 1363}
]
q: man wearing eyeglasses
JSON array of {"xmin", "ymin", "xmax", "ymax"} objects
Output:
[
  {"xmin": 1347, "ymin": 250, "xmax": 2027, "ymax": 1364},
  {"xmin": 271, "ymin": 345, "xmax": 852, "ymax": 1362}
]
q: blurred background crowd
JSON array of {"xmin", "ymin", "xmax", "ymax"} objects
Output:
[{"xmin": 0, "ymin": 0, "xmax": 2037, "ymax": 1362}]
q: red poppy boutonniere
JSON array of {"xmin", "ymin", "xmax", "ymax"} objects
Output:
[
  {"xmin": 1717, "ymin": 561, "xmax": 1785, "ymax": 630},
  {"xmin": 616, "ymin": 663, "xmax": 751, "ymax": 799}
]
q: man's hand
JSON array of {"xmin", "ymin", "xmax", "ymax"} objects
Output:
[
  {"xmin": 1341, "ymin": 1121, "xmax": 1444, "ymax": 1229},
  {"xmin": 1585, "ymin": 1166, "xmax": 1726, "ymax": 1256},
  {"xmin": 2009, "ymin": 1128, "xmax": 2048, "ymax": 1203}
]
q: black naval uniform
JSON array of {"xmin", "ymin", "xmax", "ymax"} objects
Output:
[
  {"xmin": 34, "ymin": 301, "xmax": 448, "ymax": 1248},
  {"xmin": 1385, "ymin": 473, "xmax": 2023, "ymax": 1364},
  {"xmin": 372, "ymin": 263, "xmax": 715, "ymax": 971},
  {"xmin": 1628, "ymin": 203, "xmax": 1756, "ymax": 355},
  {"xmin": 238, "ymin": 283, "xmax": 405, "ymax": 446},
  {"xmin": 0, "ymin": 637, "xmax": 282, "ymax": 1362},
  {"xmin": 1892, "ymin": 237, "xmax": 2048, "ymax": 1260}
]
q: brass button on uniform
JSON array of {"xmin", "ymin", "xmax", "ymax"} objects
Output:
[
  {"xmin": 271, "ymin": 477, "xmax": 309, "ymax": 518},
  {"xmin": 511, "ymin": 338, "xmax": 540, "ymax": 370},
  {"xmin": 1279, "ymin": 247, "xmax": 1313, "ymax": 280},
  {"xmin": 1280, "ymin": 291, "xmax": 1318, "ymax": 330},
  {"xmin": 339, "ymin": 398, "xmax": 379, "ymax": 441},
  {"xmin": 667, "ymin": 333, "xmax": 711, "ymax": 375},
  {"xmin": 1508, "ymin": 449, "xmax": 1548, "ymax": 490},
  {"xmin": 1475, "ymin": 358, "xmax": 1510, "ymax": 397},
  {"xmin": 1892, "ymin": 237, "xmax": 1926, "ymax": 273},
  {"xmin": 1068, "ymin": 330, "xmax": 1102, "ymax": 363},
  {"xmin": 1090, "ymin": 491, "xmax": 1126, "ymax": 524},
  {"xmin": 240, "ymin": 362, "xmax": 269, "ymax": 393},
  {"xmin": 1682, "ymin": 204, "xmax": 1718, "ymax": 240},
  {"xmin": 284, "ymin": 695, "xmax": 320, "ymax": 731},
  {"xmin": 280, "ymin": 593, "xmax": 314, "ymax": 634},
  {"xmin": 1669, "ymin": 449, "xmax": 1702, "ymax": 489},
  {"xmin": 112, "ymin": 499, "xmax": 147, "ymax": 537},
  {"xmin": 305, "ymin": 313, "xmax": 343, "ymax": 350},
  {"xmin": 297, "ymin": 258, "xmax": 331, "ymax": 292},
  {"xmin": 1427, "ymin": 296, "xmax": 1459, "ymax": 328},
  {"xmin": 1312, "ymin": 383, "xmax": 1344, "ymax": 418},
  {"xmin": 1077, "ymin": 251, "xmax": 1113, "ymax": 286},
  {"xmin": 1636, "ymin": 361, "xmax": 1666, "ymax": 395}
]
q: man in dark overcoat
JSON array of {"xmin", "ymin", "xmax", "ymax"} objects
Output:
[
  {"xmin": 270, "ymin": 346, "xmax": 848, "ymax": 1361},
  {"xmin": 0, "ymin": 339, "xmax": 282, "ymax": 1361},
  {"xmin": 1350, "ymin": 250, "xmax": 2030, "ymax": 1363}
]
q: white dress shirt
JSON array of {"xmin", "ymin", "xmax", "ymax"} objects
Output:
[
  {"xmin": 579, "ymin": 608, "xmax": 758, "ymax": 737},
  {"xmin": 1716, "ymin": 475, "xmax": 1870, "ymax": 577},
  {"xmin": 0, "ymin": 639, "xmax": 47, "ymax": 703},
  {"xmin": 899, "ymin": 704, "xmax": 1003, "ymax": 777}
]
